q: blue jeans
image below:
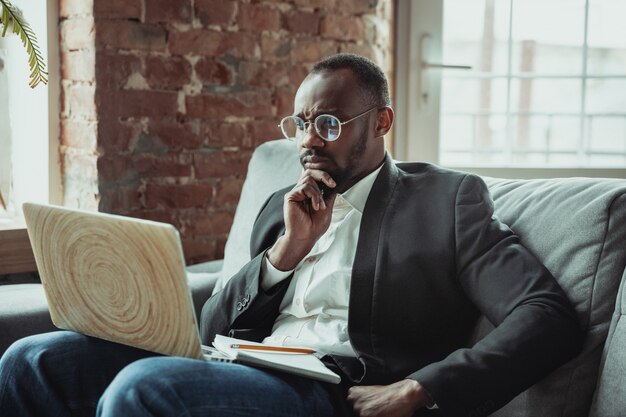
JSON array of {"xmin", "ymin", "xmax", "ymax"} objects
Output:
[{"xmin": 0, "ymin": 331, "xmax": 336, "ymax": 417}]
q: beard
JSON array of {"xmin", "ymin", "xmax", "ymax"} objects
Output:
[{"xmin": 299, "ymin": 123, "xmax": 369, "ymax": 195}]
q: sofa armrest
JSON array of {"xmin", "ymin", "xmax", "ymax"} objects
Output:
[
  {"xmin": 589, "ymin": 269, "xmax": 626, "ymax": 417},
  {"xmin": 186, "ymin": 259, "xmax": 224, "ymax": 274}
]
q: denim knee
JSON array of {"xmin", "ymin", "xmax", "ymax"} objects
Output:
[{"xmin": 97, "ymin": 357, "xmax": 170, "ymax": 416}]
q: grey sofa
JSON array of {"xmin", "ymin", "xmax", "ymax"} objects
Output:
[{"xmin": 1, "ymin": 139, "xmax": 625, "ymax": 417}]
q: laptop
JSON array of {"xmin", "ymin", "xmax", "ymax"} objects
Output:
[
  {"xmin": 22, "ymin": 202, "xmax": 220, "ymax": 361},
  {"xmin": 23, "ymin": 203, "xmax": 342, "ymax": 383}
]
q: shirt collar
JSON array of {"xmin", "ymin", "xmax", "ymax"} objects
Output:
[{"xmin": 338, "ymin": 161, "xmax": 384, "ymax": 214}]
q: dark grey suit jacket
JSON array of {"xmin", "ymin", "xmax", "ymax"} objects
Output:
[{"xmin": 200, "ymin": 154, "xmax": 583, "ymax": 417}]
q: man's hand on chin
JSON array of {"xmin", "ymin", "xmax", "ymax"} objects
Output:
[{"xmin": 347, "ymin": 379, "xmax": 434, "ymax": 417}]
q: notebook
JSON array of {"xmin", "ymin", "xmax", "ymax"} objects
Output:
[{"xmin": 22, "ymin": 203, "xmax": 340, "ymax": 384}]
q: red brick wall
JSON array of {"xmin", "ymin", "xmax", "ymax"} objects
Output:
[{"xmin": 60, "ymin": 0, "xmax": 394, "ymax": 265}]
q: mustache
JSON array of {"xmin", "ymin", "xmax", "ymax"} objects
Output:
[{"xmin": 299, "ymin": 149, "xmax": 329, "ymax": 164}]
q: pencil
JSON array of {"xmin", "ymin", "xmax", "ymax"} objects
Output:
[{"xmin": 230, "ymin": 344, "xmax": 316, "ymax": 354}]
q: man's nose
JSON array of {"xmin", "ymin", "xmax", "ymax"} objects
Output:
[{"xmin": 300, "ymin": 123, "xmax": 324, "ymax": 148}]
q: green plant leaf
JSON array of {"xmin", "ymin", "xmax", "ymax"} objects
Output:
[{"xmin": 0, "ymin": 0, "xmax": 48, "ymax": 88}]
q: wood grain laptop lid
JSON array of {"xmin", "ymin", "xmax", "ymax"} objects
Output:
[{"xmin": 23, "ymin": 203, "xmax": 203, "ymax": 359}]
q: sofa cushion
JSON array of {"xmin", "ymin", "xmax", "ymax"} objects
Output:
[
  {"xmin": 0, "ymin": 284, "xmax": 55, "ymax": 356},
  {"xmin": 589, "ymin": 270, "xmax": 626, "ymax": 417},
  {"xmin": 215, "ymin": 140, "xmax": 301, "ymax": 293},
  {"xmin": 480, "ymin": 178, "xmax": 626, "ymax": 417}
]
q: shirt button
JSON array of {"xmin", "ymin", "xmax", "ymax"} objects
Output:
[
  {"xmin": 295, "ymin": 298, "xmax": 301, "ymax": 306},
  {"xmin": 304, "ymin": 303, "xmax": 310, "ymax": 310},
  {"xmin": 307, "ymin": 256, "xmax": 317, "ymax": 263}
]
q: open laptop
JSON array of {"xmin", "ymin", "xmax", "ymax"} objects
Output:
[
  {"xmin": 23, "ymin": 203, "xmax": 342, "ymax": 383},
  {"xmin": 22, "ymin": 202, "xmax": 223, "ymax": 361}
]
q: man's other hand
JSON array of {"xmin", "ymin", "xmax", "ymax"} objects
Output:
[{"xmin": 347, "ymin": 379, "xmax": 434, "ymax": 417}]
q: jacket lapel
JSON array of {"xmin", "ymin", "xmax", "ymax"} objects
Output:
[{"xmin": 347, "ymin": 153, "xmax": 400, "ymax": 379}]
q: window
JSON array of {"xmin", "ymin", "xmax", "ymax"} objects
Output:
[
  {"xmin": 0, "ymin": 0, "xmax": 60, "ymax": 224},
  {"xmin": 395, "ymin": 0, "xmax": 626, "ymax": 178}
]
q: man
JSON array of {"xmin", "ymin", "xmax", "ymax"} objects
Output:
[{"xmin": 0, "ymin": 54, "xmax": 582, "ymax": 417}]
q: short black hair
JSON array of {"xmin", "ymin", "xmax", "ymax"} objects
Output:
[{"xmin": 311, "ymin": 53, "xmax": 391, "ymax": 107}]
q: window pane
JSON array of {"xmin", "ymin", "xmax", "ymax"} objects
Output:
[
  {"xmin": 546, "ymin": 116, "xmax": 582, "ymax": 152},
  {"xmin": 441, "ymin": 78, "xmax": 508, "ymax": 112},
  {"xmin": 587, "ymin": 117, "xmax": 626, "ymax": 154},
  {"xmin": 509, "ymin": 79, "xmax": 582, "ymax": 113},
  {"xmin": 440, "ymin": 114, "xmax": 508, "ymax": 165},
  {"xmin": 586, "ymin": 79, "xmax": 626, "ymax": 113},
  {"xmin": 511, "ymin": 115, "xmax": 579, "ymax": 151},
  {"xmin": 443, "ymin": 0, "xmax": 511, "ymax": 74},
  {"xmin": 587, "ymin": 0, "xmax": 626, "ymax": 74},
  {"xmin": 511, "ymin": 0, "xmax": 586, "ymax": 74}
]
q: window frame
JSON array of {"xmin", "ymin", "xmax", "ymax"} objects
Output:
[
  {"xmin": 393, "ymin": 0, "xmax": 626, "ymax": 179},
  {"xmin": 0, "ymin": 0, "xmax": 60, "ymax": 275}
]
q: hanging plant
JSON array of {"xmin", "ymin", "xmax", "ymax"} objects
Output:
[{"xmin": 0, "ymin": 0, "xmax": 48, "ymax": 88}]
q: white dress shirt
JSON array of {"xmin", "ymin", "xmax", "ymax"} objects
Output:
[{"xmin": 260, "ymin": 165, "xmax": 383, "ymax": 357}]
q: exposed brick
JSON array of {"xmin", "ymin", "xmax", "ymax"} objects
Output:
[
  {"xmin": 61, "ymin": 17, "xmax": 95, "ymax": 51},
  {"xmin": 181, "ymin": 238, "xmax": 217, "ymax": 265},
  {"xmin": 337, "ymin": 42, "xmax": 376, "ymax": 61},
  {"xmin": 186, "ymin": 90, "xmax": 273, "ymax": 119},
  {"xmin": 238, "ymin": 3, "xmax": 280, "ymax": 32},
  {"xmin": 195, "ymin": 58, "xmax": 234, "ymax": 86},
  {"xmin": 144, "ymin": 183, "xmax": 212, "ymax": 209},
  {"xmin": 97, "ymin": 154, "xmax": 136, "ymax": 183},
  {"xmin": 144, "ymin": 56, "xmax": 192, "ymax": 89},
  {"xmin": 68, "ymin": 84, "xmax": 97, "ymax": 119},
  {"xmin": 133, "ymin": 153, "xmax": 193, "ymax": 178},
  {"xmin": 193, "ymin": 150, "xmax": 251, "ymax": 178},
  {"xmin": 261, "ymin": 34, "xmax": 292, "ymax": 61},
  {"xmin": 215, "ymin": 236, "xmax": 227, "ymax": 259},
  {"xmin": 272, "ymin": 88, "xmax": 296, "ymax": 120},
  {"xmin": 145, "ymin": 0, "xmax": 192, "ymax": 23},
  {"xmin": 294, "ymin": 0, "xmax": 338, "ymax": 8},
  {"xmin": 195, "ymin": 0, "xmax": 237, "ymax": 27},
  {"xmin": 336, "ymin": 0, "xmax": 379, "ymax": 15},
  {"xmin": 60, "ymin": 0, "xmax": 94, "ymax": 18},
  {"xmin": 247, "ymin": 119, "xmax": 283, "ymax": 146},
  {"xmin": 214, "ymin": 177, "xmax": 244, "ymax": 208},
  {"xmin": 190, "ymin": 210, "xmax": 235, "ymax": 236},
  {"xmin": 147, "ymin": 119, "xmax": 202, "ymax": 150},
  {"xmin": 292, "ymin": 38, "xmax": 337, "ymax": 63},
  {"xmin": 202, "ymin": 122, "xmax": 247, "ymax": 148},
  {"xmin": 99, "ymin": 186, "xmax": 142, "ymax": 212},
  {"xmin": 95, "ymin": 51, "xmax": 142, "ymax": 90},
  {"xmin": 61, "ymin": 119, "xmax": 97, "ymax": 149},
  {"xmin": 62, "ymin": 49, "xmax": 96, "ymax": 82},
  {"xmin": 97, "ymin": 119, "xmax": 143, "ymax": 154},
  {"xmin": 170, "ymin": 29, "xmax": 258, "ymax": 58},
  {"xmin": 96, "ymin": 20, "xmax": 167, "ymax": 52},
  {"xmin": 289, "ymin": 65, "xmax": 310, "ymax": 86},
  {"xmin": 283, "ymin": 11, "xmax": 320, "ymax": 35},
  {"xmin": 237, "ymin": 61, "xmax": 292, "ymax": 88},
  {"xmin": 97, "ymin": 90, "xmax": 179, "ymax": 118},
  {"xmin": 320, "ymin": 15, "xmax": 366, "ymax": 41},
  {"xmin": 93, "ymin": 0, "xmax": 141, "ymax": 19},
  {"xmin": 131, "ymin": 210, "xmax": 179, "ymax": 227}
]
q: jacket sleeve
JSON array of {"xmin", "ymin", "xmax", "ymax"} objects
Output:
[
  {"xmin": 199, "ymin": 249, "xmax": 291, "ymax": 345},
  {"xmin": 410, "ymin": 174, "xmax": 584, "ymax": 417}
]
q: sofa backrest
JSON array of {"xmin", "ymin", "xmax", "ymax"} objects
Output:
[
  {"xmin": 215, "ymin": 140, "xmax": 301, "ymax": 293},
  {"xmin": 478, "ymin": 176, "xmax": 626, "ymax": 417},
  {"xmin": 217, "ymin": 139, "xmax": 626, "ymax": 417},
  {"xmin": 589, "ymin": 271, "xmax": 626, "ymax": 417}
]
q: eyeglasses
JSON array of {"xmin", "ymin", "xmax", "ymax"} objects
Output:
[{"xmin": 278, "ymin": 106, "xmax": 379, "ymax": 142}]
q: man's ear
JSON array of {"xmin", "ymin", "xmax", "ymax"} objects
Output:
[{"xmin": 374, "ymin": 107, "xmax": 394, "ymax": 138}]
